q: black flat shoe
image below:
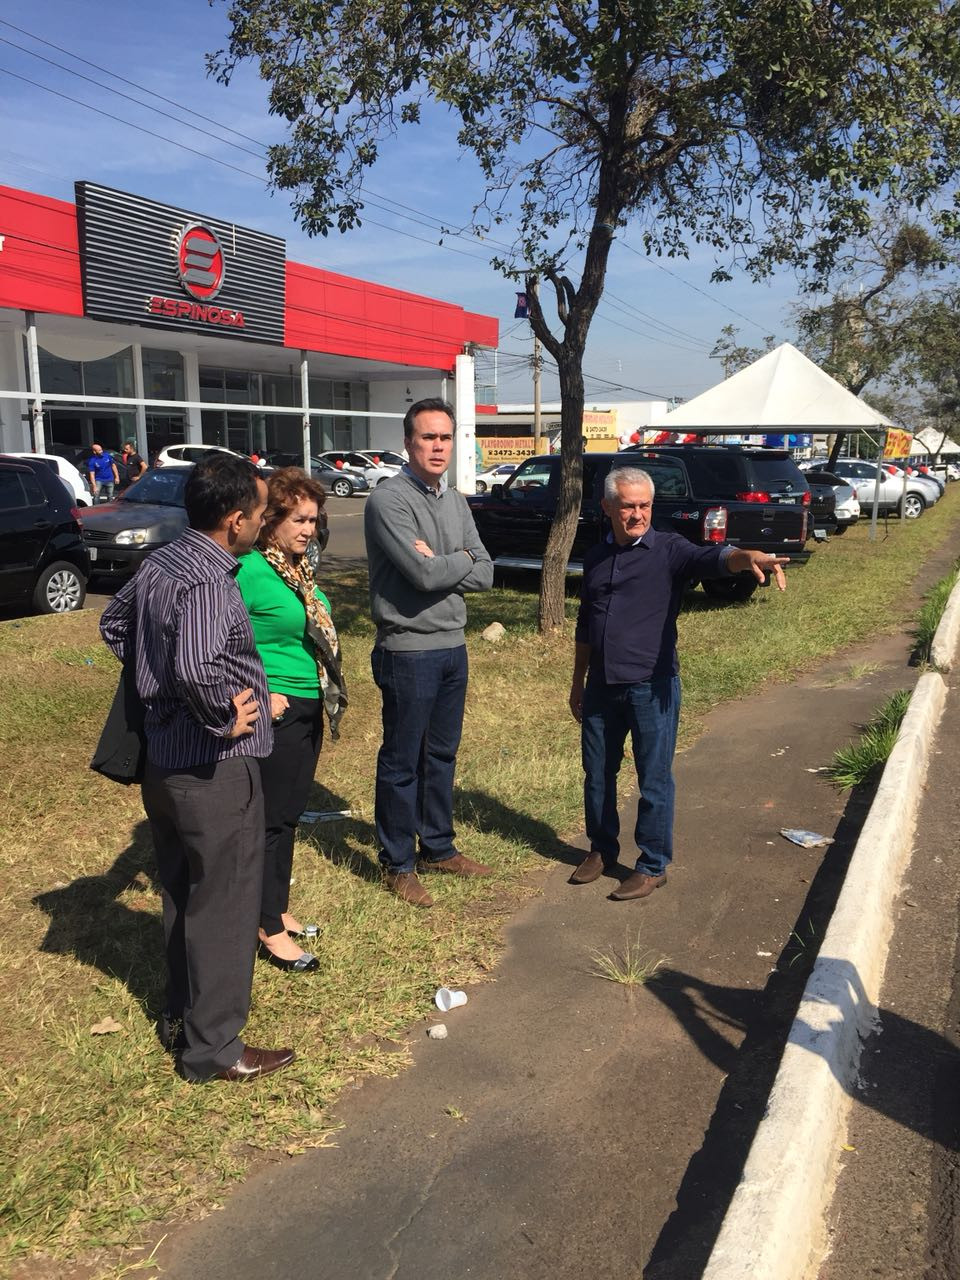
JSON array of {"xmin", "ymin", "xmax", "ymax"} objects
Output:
[{"xmin": 258, "ymin": 943, "xmax": 320, "ymax": 973}]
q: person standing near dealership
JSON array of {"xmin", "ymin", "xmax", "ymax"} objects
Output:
[
  {"xmin": 364, "ymin": 398, "xmax": 494, "ymax": 907},
  {"xmin": 100, "ymin": 453, "xmax": 295, "ymax": 1082},
  {"xmin": 119, "ymin": 440, "xmax": 147, "ymax": 488},
  {"xmin": 569, "ymin": 466, "xmax": 788, "ymax": 901},
  {"xmin": 87, "ymin": 442, "xmax": 119, "ymax": 501}
]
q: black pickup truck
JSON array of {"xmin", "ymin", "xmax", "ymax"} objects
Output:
[{"xmin": 466, "ymin": 445, "xmax": 813, "ymax": 602}]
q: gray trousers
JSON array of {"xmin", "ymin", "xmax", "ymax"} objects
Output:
[{"xmin": 142, "ymin": 756, "xmax": 265, "ymax": 1080}]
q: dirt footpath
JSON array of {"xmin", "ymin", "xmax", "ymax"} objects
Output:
[{"xmin": 148, "ymin": 587, "xmax": 950, "ymax": 1280}]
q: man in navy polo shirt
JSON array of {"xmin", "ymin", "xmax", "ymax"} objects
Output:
[
  {"xmin": 87, "ymin": 442, "xmax": 120, "ymax": 502},
  {"xmin": 569, "ymin": 466, "xmax": 787, "ymax": 901}
]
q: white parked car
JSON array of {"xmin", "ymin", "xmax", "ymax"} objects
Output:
[
  {"xmin": 355, "ymin": 449, "xmax": 406, "ymax": 471},
  {"xmin": 4, "ymin": 451, "xmax": 91, "ymax": 505},
  {"xmin": 155, "ymin": 443, "xmax": 248, "ymax": 467},
  {"xmin": 474, "ymin": 463, "xmax": 518, "ymax": 493},
  {"xmin": 318, "ymin": 450, "xmax": 399, "ymax": 486}
]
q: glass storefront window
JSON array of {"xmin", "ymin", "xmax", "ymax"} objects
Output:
[
  {"xmin": 84, "ymin": 349, "xmax": 135, "ymax": 399},
  {"xmin": 37, "ymin": 348, "xmax": 82, "ymax": 396},
  {"xmin": 143, "ymin": 349, "xmax": 185, "ymax": 402}
]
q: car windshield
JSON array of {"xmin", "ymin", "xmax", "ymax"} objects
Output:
[{"xmin": 121, "ymin": 469, "xmax": 189, "ymax": 506}]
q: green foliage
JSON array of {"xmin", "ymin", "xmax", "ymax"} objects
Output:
[
  {"xmin": 828, "ymin": 688, "xmax": 912, "ymax": 790},
  {"xmin": 794, "ymin": 217, "xmax": 952, "ymax": 396},
  {"xmin": 913, "ymin": 562, "xmax": 960, "ymax": 664},
  {"xmin": 212, "ymin": 0, "xmax": 960, "ymax": 629}
]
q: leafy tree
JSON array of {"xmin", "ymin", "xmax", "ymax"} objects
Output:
[
  {"xmin": 211, "ymin": 0, "xmax": 960, "ymax": 631},
  {"xmin": 795, "ymin": 219, "xmax": 950, "ymax": 396},
  {"xmin": 898, "ymin": 292, "xmax": 960, "ymax": 454},
  {"xmin": 709, "ymin": 324, "xmax": 776, "ymax": 378}
]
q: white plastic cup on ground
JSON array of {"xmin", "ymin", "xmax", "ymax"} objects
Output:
[{"xmin": 435, "ymin": 987, "xmax": 467, "ymax": 1012}]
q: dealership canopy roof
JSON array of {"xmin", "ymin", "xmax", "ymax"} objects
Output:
[{"xmin": 658, "ymin": 342, "xmax": 891, "ymax": 431}]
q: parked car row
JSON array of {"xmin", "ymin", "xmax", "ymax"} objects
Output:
[
  {"xmin": 467, "ymin": 445, "xmax": 816, "ymax": 602},
  {"xmin": 79, "ymin": 464, "xmax": 330, "ymax": 580},
  {"xmin": 0, "ymin": 455, "xmax": 89, "ymax": 615},
  {"xmin": 820, "ymin": 459, "xmax": 939, "ymax": 519}
]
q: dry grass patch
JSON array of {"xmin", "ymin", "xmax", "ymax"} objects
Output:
[{"xmin": 2, "ymin": 492, "xmax": 960, "ymax": 1269}]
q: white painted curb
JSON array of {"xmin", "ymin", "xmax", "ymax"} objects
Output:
[
  {"xmin": 702, "ymin": 666, "xmax": 950, "ymax": 1280},
  {"xmin": 930, "ymin": 572, "xmax": 960, "ymax": 672}
]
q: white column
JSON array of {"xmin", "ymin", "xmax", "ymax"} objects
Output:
[
  {"xmin": 182, "ymin": 351, "xmax": 203, "ymax": 442},
  {"xmin": 131, "ymin": 343, "xmax": 148, "ymax": 457},
  {"xmin": 24, "ymin": 311, "xmax": 45, "ymax": 453},
  {"xmin": 0, "ymin": 328, "xmax": 28, "ymax": 449},
  {"xmin": 300, "ymin": 351, "xmax": 311, "ymax": 473},
  {"xmin": 452, "ymin": 353, "xmax": 476, "ymax": 494}
]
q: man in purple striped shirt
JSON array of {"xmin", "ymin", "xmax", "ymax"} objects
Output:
[{"xmin": 101, "ymin": 454, "xmax": 295, "ymax": 1083}]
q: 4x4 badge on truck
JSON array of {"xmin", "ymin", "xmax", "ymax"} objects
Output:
[{"xmin": 672, "ymin": 510, "xmax": 698, "ymax": 519}]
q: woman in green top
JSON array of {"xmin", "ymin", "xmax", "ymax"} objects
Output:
[{"xmin": 236, "ymin": 468, "xmax": 347, "ymax": 972}]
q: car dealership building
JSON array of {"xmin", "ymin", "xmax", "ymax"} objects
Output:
[{"xmin": 0, "ymin": 180, "xmax": 497, "ymax": 486}]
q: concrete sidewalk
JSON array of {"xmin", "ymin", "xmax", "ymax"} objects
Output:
[
  {"xmin": 150, "ymin": 612, "xmax": 936, "ymax": 1280},
  {"xmin": 816, "ymin": 679, "xmax": 960, "ymax": 1280}
]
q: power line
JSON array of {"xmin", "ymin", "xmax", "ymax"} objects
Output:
[
  {"xmin": 619, "ymin": 239, "xmax": 774, "ymax": 335},
  {"xmin": 0, "ymin": 16, "xmax": 272, "ymax": 150},
  {"xmin": 2, "ymin": 16, "xmax": 519, "ymax": 262},
  {"xmin": 602, "ymin": 287, "xmax": 714, "ymax": 348},
  {"xmin": 0, "ymin": 33, "xmax": 268, "ymax": 161},
  {"xmin": 0, "ymin": 65, "xmax": 271, "ymax": 184}
]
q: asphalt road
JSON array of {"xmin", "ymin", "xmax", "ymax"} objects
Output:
[{"xmin": 817, "ymin": 681, "xmax": 960, "ymax": 1280}]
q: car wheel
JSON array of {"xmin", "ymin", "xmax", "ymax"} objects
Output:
[
  {"xmin": 332, "ymin": 477, "xmax": 353, "ymax": 498},
  {"xmin": 701, "ymin": 576, "xmax": 759, "ymax": 604},
  {"xmin": 34, "ymin": 561, "xmax": 86, "ymax": 614},
  {"xmin": 476, "ymin": 480, "xmax": 487, "ymax": 493},
  {"xmin": 900, "ymin": 493, "xmax": 924, "ymax": 519}
]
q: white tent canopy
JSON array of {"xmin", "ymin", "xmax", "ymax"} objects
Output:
[
  {"xmin": 656, "ymin": 342, "xmax": 891, "ymax": 431},
  {"xmin": 912, "ymin": 426, "xmax": 960, "ymax": 456}
]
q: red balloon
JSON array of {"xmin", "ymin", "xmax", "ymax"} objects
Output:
[
  {"xmin": 372, "ymin": 455, "xmax": 381, "ymax": 464},
  {"xmin": 335, "ymin": 459, "xmax": 344, "ymax": 468},
  {"xmin": 630, "ymin": 431, "xmax": 640, "ymax": 443}
]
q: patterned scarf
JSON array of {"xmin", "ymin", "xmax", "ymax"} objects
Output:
[{"xmin": 260, "ymin": 542, "xmax": 348, "ymax": 739}]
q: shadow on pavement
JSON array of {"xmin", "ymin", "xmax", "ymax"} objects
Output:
[{"xmin": 641, "ymin": 775, "xmax": 898, "ymax": 1278}]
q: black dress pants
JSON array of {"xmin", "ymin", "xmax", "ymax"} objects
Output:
[
  {"xmin": 142, "ymin": 756, "xmax": 264, "ymax": 1081},
  {"xmin": 258, "ymin": 695, "xmax": 323, "ymax": 936}
]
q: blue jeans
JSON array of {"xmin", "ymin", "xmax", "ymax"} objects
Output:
[
  {"xmin": 581, "ymin": 674, "xmax": 681, "ymax": 877},
  {"xmin": 372, "ymin": 645, "xmax": 468, "ymax": 873}
]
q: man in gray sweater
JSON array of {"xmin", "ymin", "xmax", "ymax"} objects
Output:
[{"xmin": 364, "ymin": 398, "xmax": 494, "ymax": 906}]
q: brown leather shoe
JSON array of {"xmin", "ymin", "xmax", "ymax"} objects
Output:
[
  {"xmin": 385, "ymin": 871, "xmax": 434, "ymax": 907},
  {"xmin": 420, "ymin": 852, "xmax": 492, "ymax": 877},
  {"xmin": 609, "ymin": 871, "xmax": 667, "ymax": 901},
  {"xmin": 214, "ymin": 1045, "xmax": 295, "ymax": 1082},
  {"xmin": 570, "ymin": 852, "xmax": 606, "ymax": 884}
]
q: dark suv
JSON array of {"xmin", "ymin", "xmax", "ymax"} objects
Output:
[
  {"xmin": 466, "ymin": 445, "xmax": 812, "ymax": 602},
  {"xmin": 0, "ymin": 457, "xmax": 89, "ymax": 614}
]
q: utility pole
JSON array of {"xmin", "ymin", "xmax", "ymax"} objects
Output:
[{"xmin": 531, "ymin": 279, "xmax": 542, "ymax": 454}]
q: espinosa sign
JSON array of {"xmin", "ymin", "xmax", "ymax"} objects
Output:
[
  {"xmin": 75, "ymin": 182, "xmax": 286, "ymax": 344},
  {"xmin": 147, "ymin": 223, "xmax": 246, "ymax": 330}
]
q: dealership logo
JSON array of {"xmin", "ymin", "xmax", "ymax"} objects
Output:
[{"xmin": 177, "ymin": 223, "xmax": 225, "ymax": 300}]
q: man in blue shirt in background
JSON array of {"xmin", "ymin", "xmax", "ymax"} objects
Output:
[
  {"xmin": 87, "ymin": 442, "xmax": 119, "ymax": 502},
  {"xmin": 569, "ymin": 466, "xmax": 787, "ymax": 901}
]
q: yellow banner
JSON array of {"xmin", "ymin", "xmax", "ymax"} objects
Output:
[
  {"xmin": 883, "ymin": 428, "xmax": 913, "ymax": 459},
  {"xmin": 582, "ymin": 410, "xmax": 618, "ymax": 439},
  {"xmin": 479, "ymin": 437, "xmax": 537, "ymax": 464}
]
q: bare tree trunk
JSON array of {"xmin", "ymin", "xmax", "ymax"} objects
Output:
[{"xmin": 537, "ymin": 354, "xmax": 585, "ymax": 631}]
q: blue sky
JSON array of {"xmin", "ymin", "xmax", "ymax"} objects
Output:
[{"xmin": 0, "ymin": 0, "xmax": 802, "ymax": 403}]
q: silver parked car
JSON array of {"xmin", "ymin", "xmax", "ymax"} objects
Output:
[{"xmin": 831, "ymin": 459, "xmax": 932, "ymax": 520}]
